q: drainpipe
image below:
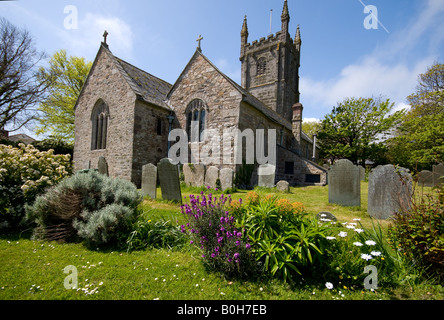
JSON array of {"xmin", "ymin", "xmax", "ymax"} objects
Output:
[
  {"xmin": 312, "ymin": 134, "xmax": 317, "ymax": 162},
  {"xmin": 167, "ymin": 112, "xmax": 175, "ymax": 152}
]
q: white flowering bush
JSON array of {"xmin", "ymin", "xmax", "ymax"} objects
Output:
[
  {"xmin": 0, "ymin": 143, "xmax": 72, "ymax": 229},
  {"xmin": 320, "ymin": 217, "xmax": 398, "ymax": 289}
]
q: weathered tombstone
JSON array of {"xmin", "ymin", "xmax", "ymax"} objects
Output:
[
  {"xmin": 97, "ymin": 156, "xmax": 108, "ymax": 176},
  {"xmin": 368, "ymin": 164, "xmax": 412, "ymax": 220},
  {"xmin": 276, "ymin": 180, "xmax": 290, "ymax": 192},
  {"xmin": 258, "ymin": 164, "xmax": 276, "ymax": 188},
  {"xmin": 183, "ymin": 163, "xmax": 206, "ymax": 187},
  {"xmin": 141, "ymin": 163, "xmax": 157, "ymax": 199},
  {"xmin": 316, "ymin": 211, "xmax": 337, "ymax": 222},
  {"xmin": 328, "ymin": 159, "xmax": 360, "ymax": 207},
  {"xmin": 432, "ymin": 163, "xmax": 444, "ymax": 186},
  {"xmin": 204, "ymin": 166, "xmax": 219, "ymax": 189},
  {"xmin": 157, "ymin": 158, "xmax": 182, "ymax": 203},
  {"xmin": 358, "ymin": 165, "xmax": 365, "ymax": 181},
  {"xmin": 219, "ymin": 168, "xmax": 234, "ymax": 191},
  {"xmin": 417, "ymin": 170, "xmax": 436, "ymax": 188}
]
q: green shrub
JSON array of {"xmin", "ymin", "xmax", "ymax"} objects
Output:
[
  {"xmin": 127, "ymin": 212, "xmax": 186, "ymax": 251},
  {"xmin": 26, "ymin": 170, "xmax": 142, "ymax": 248},
  {"xmin": 231, "ymin": 192, "xmax": 329, "ymax": 282},
  {"xmin": 0, "ymin": 143, "xmax": 72, "ymax": 229},
  {"xmin": 388, "ymin": 183, "xmax": 444, "ymax": 282}
]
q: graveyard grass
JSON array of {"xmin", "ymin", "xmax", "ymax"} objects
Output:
[{"xmin": 1, "ymin": 182, "xmax": 443, "ymax": 300}]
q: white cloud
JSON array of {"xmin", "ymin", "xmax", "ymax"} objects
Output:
[
  {"xmin": 59, "ymin": 13, "xmax": 134, "ymax": 60},
  {"xmin": 301, "ymin": 0, "xmax": 444, "ymax": 116},
  {"xmin": 303, "ymin": 117, "xmax": 321, "ymax": 123}
]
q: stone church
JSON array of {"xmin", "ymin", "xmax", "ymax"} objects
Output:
[{"xmin": 73, "ymin": 0, "xmax": 327, "ymax": 188}]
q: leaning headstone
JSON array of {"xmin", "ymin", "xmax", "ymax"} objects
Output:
[
  {"xmin": 183, "ymin": 163, "xmax": 206, "ymax": 187},
  {"xmin": 97, "ymin": 156, "xmax": 108, "ymax": 176},
  {"xmin": 276, "ymin": 180, "xmax": 290, "ymax": 192},
  {"xmin": 368, "ymin": 164, "xmax": 412, "ymax": 220},
  {"xmin": 204, "ymin": 166, "xmax": 220, "ymax": 189},
  {"xmin": 316, "ymin": 211, "xmax": 337, "ymax": 222},
  {"xmin": 258, "ymin": 164, "xmax": 276, "ymax": 188},
  {"xmin": 157, "ymin": 158, "xmax": 182, "ymax": 203},
  {"xmin": 141, "ymin": 163, "xmax": 157, "ymax": 199},
  {"xmin": 358, "ymin": 165, "xmax": 365, "ymax": 181},
  {"xmin": 219, "ymin": 168, "xmax": 234, "ymax": 191},
  {"xmin": 417, "ymin": 170, "xmax": 436, "ymax": 188},
  {"xmin": 328, "ymin": 159, "xmax": 360, "ymax": 207},
  {"xmin": 432, "ymin": 163, "xmax": 444, "ymax": 186}
]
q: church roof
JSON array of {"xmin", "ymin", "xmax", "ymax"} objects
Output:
[
  {"xmin": 75, "ymin": 43, "xmax": 172, "ymax": 111},
  {"xmin": 114, "ymin": 57, "xmax": 172, "ymax": 110}
]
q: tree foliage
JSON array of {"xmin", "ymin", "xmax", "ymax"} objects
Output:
[
  {"xmin": 0, "ymin": 18, "xmax": 50, "ymax": 131},
  {"xmin": 35, "ymin": 50, "xmax": 91, "ymax": 142},
  {"xmin": 387, "ymin": 62, "xmax": 444, "ymax": 171},
  {"xmin": 317, "ymin": 97, "xmax": 404, "ymax": 165}
]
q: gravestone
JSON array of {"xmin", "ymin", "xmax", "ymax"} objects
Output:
[
  {"xmin": 258, "ymin": 164, "xmax": 276, "ymax": 188},
  {"xmin": 276, "ymin": 180, "xmax": 290, "ymax": 192},
  {"xmin": 97, "ymin": 156, "xmax": 108, "ymax": 176},
  {"xmin": 433, "ymin": 163, "xmax": 444, "ymax": 186},
  {"xmin": 368, "ymin": 164, "xmax": 412, "ymax": 220},
  {"xmin": 328, "ymin": 159, "xmax": 360, "ymax": 207},
  {"xmin": 141, "ymin": 163, "xmax": 157, "ymax": 199},
  {"xmin": 219, "ymin": 168, "xmax": 234, "ymax": 191},
  {"xmin": 417, "ymin": 170, "xmax": 436, "ymax": 188},
  {"xmin": 157, "ymin": 158, "xmax": 182, "ymax": 203},
  {"xmin": 183, "ymin": 163, "xmax": 206, "ymax": 187},
  {"xmin": 204, "ymin": 166, "xmax": 219, "ymax": 189},
  {"xmin": 358, "ymin": 165, "xmax": 365, "ymax": 181}
]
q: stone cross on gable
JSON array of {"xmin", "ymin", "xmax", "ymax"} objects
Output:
[
  {"xmin": 103, "ymin": 30, "xmax": 108, "ymax": 45},
  {"xmin": 196, "ymin": 34, "xmax": 203, "ymax": 51}
]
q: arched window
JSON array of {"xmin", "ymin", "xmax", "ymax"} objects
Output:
[
  {"xmin": 256, "ymin": 57, "xmax": 266, "ymax": 76},
  {"xmin": 91, "ymin": 100, "xmax": 109, "ymax": 150},
  {"xmin": 186, "ymin": 99, "xmax": 206, "ymax": 142}
]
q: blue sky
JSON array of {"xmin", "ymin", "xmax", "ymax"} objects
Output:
[{"xmin": 2, "ymin": 0, "xmax": 444, "ymax": 137}]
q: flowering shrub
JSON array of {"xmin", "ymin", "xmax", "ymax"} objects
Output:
[
  {"xmin": 321, "ymin": 218, "xmax": 398, "ymax": 289},
  {"xmin": 0, "ymin": 143, "xmax": 72, "ymax": 229},
  {"xmin": 180, "ymin": 193, "xmax": 258, "ymax": 279}
]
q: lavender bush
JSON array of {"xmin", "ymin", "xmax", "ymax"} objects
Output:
[{"xmin": 181, "ymin": 192, "xmax": 258, "ymax": 279}]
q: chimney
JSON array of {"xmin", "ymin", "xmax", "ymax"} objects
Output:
[{"xmin": 292, "ymin": 103, "xmax": 303, "ymax": 148}]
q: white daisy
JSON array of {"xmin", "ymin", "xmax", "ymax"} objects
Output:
[
  {"xmin": 365, "ymin": 240, "xmax": 377, "ymax": 246},
  {"xmin": 353, "ymin": 242, "xmax": 363, "ymax": 246},
  {"xmin": 371, "ymin": 251, "xmax": 382, "ymax": 256},
  {"xmin": 325, "ymin": 282, "xmax": 334, "ymax": 290},
  {"xmin": 361, "ymin": 253, "xmax": 373, "ymax": 261},
  {"xmin": 338, "ymin": 231, "xmax": 348, "ymax": 238}
]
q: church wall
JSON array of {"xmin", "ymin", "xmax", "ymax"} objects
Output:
[
  {"xmin": 168, "ymin": 53, "xmax": 242, "ymax": 170},
  {"xmin": 131, "ymin": 101, "xmax": 171, "ymax": 187},
  {"xmin": 73, "ymin": 48, "xmax": 136, "ymax": 182}
]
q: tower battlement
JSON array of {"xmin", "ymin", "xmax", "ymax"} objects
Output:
[{"xmin": 240, "ymin": 0, "xmax": 301, "ymax": 123}]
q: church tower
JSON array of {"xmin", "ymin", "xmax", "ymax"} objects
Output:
[{"xmin": 240, "ymin": 0, "xmax": 301, "ymax": 123}]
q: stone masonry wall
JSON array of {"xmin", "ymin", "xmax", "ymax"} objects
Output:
[
  {"xmin": 73, "ymin": 47, "xmax": 136, "ymax": 182},
  {"xmin": 131, "ymin": 101, "xmax": 171, "ymax": 187},
  {"xmin": 168, "ymin": 52, "xmax": 242, "ymax": 170}
]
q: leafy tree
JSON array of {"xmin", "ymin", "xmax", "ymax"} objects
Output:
[
  {"xmin": 302, "ymin": 120, "xmax": 321, "ymax": 138},
  {"xmin": 317, "ymin": 97, "xmax": 404, "ymax": 165},
  {"xmin": 387, "ymin": 62, "xmax": 444, "ymax": 171},
  {"xmin": 0, "ymin": 18, "xmax": 50, "ymax": 132},
  {"xmin": 35, "ymin": 50, "xmax": 92, "ymax": 142}
]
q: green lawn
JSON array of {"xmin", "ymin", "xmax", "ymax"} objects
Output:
[{"xmin": 1, "ymin": 182, "xmax": 443, "ymax": 300}]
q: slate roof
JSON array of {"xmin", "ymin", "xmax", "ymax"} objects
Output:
[{"xmin": 114, "ymin": 57, "xmax": 172, "ymax": 110}]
